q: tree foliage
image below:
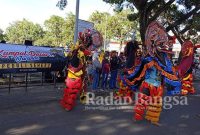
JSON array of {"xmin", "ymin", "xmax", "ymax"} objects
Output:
[
  {"xmin": 103, "ymin": 0, "xmax": 200, "ymax": 44},
  {"xmin": 4, "ymin": 9, "xmax": 139, "ymax": 47},
  {"xmin": 89, "ymin": 11, "xmax": 111, "ymax": 38},
  {"xmin": 0, "ymin": 28, "xmax": 4, "ymax": 41},
  {"xmin": 5, "ymin": 13, "xmax": 75, "ymax": 47},
  {"xmin": 5, "ymin": 19, "xmax": 44, "ymax": 44},
  {"xmin": 89, "ymin": 9, "xmax": 139, "ymax": 41},
  {"xmin": 62, "ymin": 12, "xmax": 75, "ymax": 45},
  {"xmin": 42, "ymin": 15, "xmax": 65, "ymax": 46},
  {"xmin": 110, "ymin": 10, "xmax": 139, "ymax": 41},
  {"xmin": 35, "ymin": 13, "xmax": 75, "ymax": 46}
]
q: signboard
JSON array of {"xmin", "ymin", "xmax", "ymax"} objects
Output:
[
  {"xmin": 78, "ymin": 19, "xmax": 94, "ymax": 33},
  {"xmin": 0, "ymin": 43, "xmax": 67, "ymax": 73}
]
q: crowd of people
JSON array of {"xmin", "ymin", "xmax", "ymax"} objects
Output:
[{"xmin": 86, "ymin": 50, "xmax": 126, "ymax": 92}]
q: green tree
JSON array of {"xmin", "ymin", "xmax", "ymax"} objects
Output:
[
  {"xmin": 109, "ymin": 10, "xmax": 139, "ymax": 39},
  {"xmin": 42, "ymin": 15, "xmax": 65, "ymax": 46},
  {"xmin": 37, "ymin": 14, "xmax": 75, "ymax": 47},
  {"xmin": 103, "ymin": 0, "xmax": 200, "ymax": 44},
  {"xmin": 89, "ymin": 11, "xmax": 112, "ymax": 39},
  {"xmin": 89, "ymin": 10, "xmax": 139, "ymax": 42},
  {"xmin": 63, "ymin": 12, "xmax": 75, "ymax": 45},
  {"xmin": 109, "ymin": 10, "xmax": 139, "ymax": 51},
  {"xmin": 0, "ymin": 28, "xmax": 4, "ymax": 41},
  {"xmin": 34, "ymin": 13, "xmax": 75, "ymax": 47},
  {"xmin": 5, "ymin": 19, "xmax": 44, "ymax": 44}
]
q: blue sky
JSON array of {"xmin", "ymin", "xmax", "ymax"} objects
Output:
[{"xmin": 0, "ymin": 0, "xmax": 113, "ymax": 31}]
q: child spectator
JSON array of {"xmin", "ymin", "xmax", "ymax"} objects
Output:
[{"xmin": 101, "ymin": 56, "xmax": 110, "ymax": 90}]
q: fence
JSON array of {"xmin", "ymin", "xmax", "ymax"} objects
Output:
[{"xmin": 0, "ymin": 72, "xmax": 65, "ymax": 93}]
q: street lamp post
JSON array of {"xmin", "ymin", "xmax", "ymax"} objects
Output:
[
  {"xmin": 104, "ymin": 15, "xmax": 107, "ymax": 52},
  {"xmin": 57, "ymin": 0, "xmax": 80, "ymax": 44},
  {"xmin": 74, "ymin": 0, "xmax": 80, "ymax": 44}
]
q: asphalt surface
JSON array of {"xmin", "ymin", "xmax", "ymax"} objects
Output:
[{"xmin": 0, "ymin": 82, "xmax": 200, "ymax": 135}]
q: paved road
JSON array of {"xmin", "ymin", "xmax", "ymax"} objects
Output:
[
  {"xmin": 0, "ymin": 82, "xmax": 200, "ymax": 135},
  {"xmin": 194, "ymin": 69, "xmax": 200, "ymax": 80}
]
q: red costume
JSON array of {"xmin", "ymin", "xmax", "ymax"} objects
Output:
[
  {"xmin": 177, "ymin": 41, "xmax": 195, "ymax": 95},
  {"xmin": 60, "ymin": 29, "xmax": 103, "ymax": 111}
]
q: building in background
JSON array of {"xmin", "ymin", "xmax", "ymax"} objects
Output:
[
  {"xmin": 172, "ymin": 43, "xmax": 181, "ymax": 57},
  {"xmin": 106, "ymin": 41, "xmax": 127, "ymax": 53}
]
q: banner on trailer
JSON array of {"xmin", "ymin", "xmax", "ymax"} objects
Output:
[{"xmin": 0, "ymin": 43, "xmax": 66, "ymax": 73}]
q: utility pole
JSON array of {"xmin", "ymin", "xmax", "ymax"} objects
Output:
[
  {"xmin": 74, "ymin": 0, "xmax": 80, "ymax": 44},
  {"xmin": 56, "ymin": 0, "xmax": 79, "ymax": 44},
  {"xmin": 104, "ymin": 15, "xmax": 107, "ymax": 52}
]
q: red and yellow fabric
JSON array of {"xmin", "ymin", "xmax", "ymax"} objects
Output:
[
  {"xmin": 181, "ymin": 74, "xmax": 195, "ymax": 95},
  {"xmin": 145, "ymin": 98, "xmax": 162, "ymax": 124},
  {"xmin": 67, "ymin": 69, "xmax": 83, "ymax": 79},
  {"xmin": 134, "ymin": 81, "xmax": 163, "ymax": 124},
  {"xmin": 60, "ymin": 77, "xmax": 82, "ymax": 111},
  {"xmin": 134, "ymin": 93, "xmax": 149, "ymax": 121},
  {"xmin": 140, "ymin": 81, "xmax": 163, "ymax": 97},
  {"xmin": 60, "ymin": 55, "xmax": 84, "ymax": 111},
  {"xmin": 114, "ymin": 80, "xmax": 133, "ymax": 102}
]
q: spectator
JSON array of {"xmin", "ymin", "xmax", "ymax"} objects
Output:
[
  {"xmin": 86, "ymin": 59, "xmax": 93, "ymax": 84},
  {"xmin": 101, "ymin": 56, "xmax": 110, "ymax": 90},
  {"xmin": 98, "ymin": 51, "xmax": 104, "ymax": 87},
  {"xmin": 92, "ymin": 52, "xmax": 102, "ymax": 91},
  {"xmin": 118, "ymin": 52, "xmax": 126, "ymax": 69},
  {"xmin": 109, "ymin": 51, "xmax": 119, "ymax": 89}
]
